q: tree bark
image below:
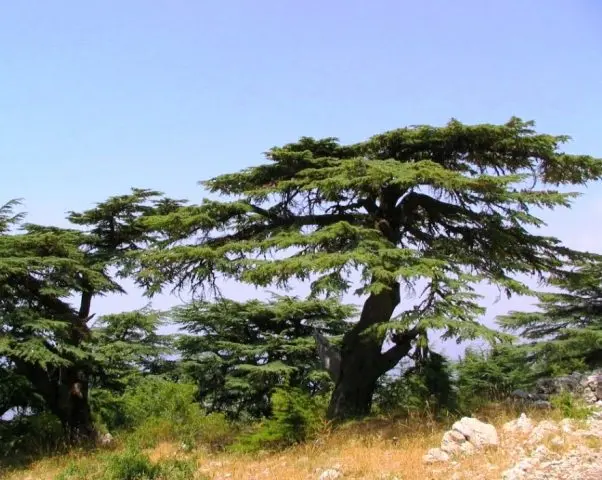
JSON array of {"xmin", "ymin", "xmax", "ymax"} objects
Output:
[
  {"xmin": 56, "ymin": 367, "xmax": 95, "ymax": 442},
  {"xmin": 327, "ymin": 282, "xmax": 415, "ymax": 420},
  {"xmin": 15, "ymin": 358, "xmax": 96, "ymax": 442},
  {"xmin": 58, "ymin": 289, "xmax": 96, "ymax": 442}
]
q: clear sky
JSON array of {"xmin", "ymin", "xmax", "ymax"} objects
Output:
[{"xmin": 1, "ymin": 1, "xmax": 601, "ymax": 354}]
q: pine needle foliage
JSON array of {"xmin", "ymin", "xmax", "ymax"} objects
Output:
[
  {"xmin": 499, "ymin": 260, "xmax": 602, "ymax": 375},
  {"xmin": 0, "ymin": 189, "xmax": 182, "ymax": 438},
  {"xmin": 172, "ymin": 296, "xmax": 352, "ymax": 418},
  {"xmin": 135, "ymin": 118, "xmax": 602, "ymax": 419}
]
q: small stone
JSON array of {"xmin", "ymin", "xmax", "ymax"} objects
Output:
[
  {"xmin": 560, "ymin": 418, "xmax": 574, "ymax": 433},
  {"xmin": 98, "ymin": 432, "xmax": 113, "ymax": 446},
  {"xmin": 423, "ymin": 447, "xmax": 450, "ymax": 463},
  {"xmin": 531, "ymin": 400, "xmax": 552, "ymax": 409},
  {"xmin": 503, "ymin": 413, "xmax": 534, "ymax": 435},
  {"xmin": 319, "ymin": 468, "xmax": 343, "ymax": 480},
  {"xmin": 528, "ymin": 420, "xmax": 559, "ymax": 444},
  {"xmin": 532, "ymin": 445, "xmax": 551, "ymax": 459},
  {"xmin": 550, "ymin": 435, "xmax": 565, "ymax": 447}
]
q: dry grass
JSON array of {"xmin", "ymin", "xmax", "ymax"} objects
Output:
[{"xmin": 2, "ymin": 405, "xmax": 561, "ymax": 480}]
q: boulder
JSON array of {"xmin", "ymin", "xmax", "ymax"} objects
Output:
[
  {"xmin": 423, "ymin": 417, "xmax": 498, "ymax": 463},
  {"xmin": 527, "ymin": 420, "xmax": 560, "ymax": 445},
  {"xmin": 98, "ymin": 432, "xmax": 114, "ymax": 446},
  {"xmin": 451, "ymin": 417, "xmax": 499, "ymax": 449}
]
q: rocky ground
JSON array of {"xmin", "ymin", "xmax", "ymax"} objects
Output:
[{"xmin": 424, "ymin": 412, "xmax": 602, "ymax": 480}]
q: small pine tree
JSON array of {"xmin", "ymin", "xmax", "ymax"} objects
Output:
[
  {"xmin": 455, "ymin": 345, "xmax": 535, "ymax": 410},
  {"xmin": 233, "ymin": 388, "xmax": 322, "ymax": 451},
  {"xmin": 172, "ymin": 296, "xmax": 352, "ymax": 418},
  {"xmin": 499, "ymin": 261, "xmax": 602, "ymax": 375}
]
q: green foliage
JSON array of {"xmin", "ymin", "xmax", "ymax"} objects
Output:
[
  {"xmin": 0, "ymin": 411, "xmax": 65, "ymax": 460},
  {"xmin": 3, "ymin": 117, "xmax": 602, "ymax": 457},
  {"xmin": 114, "ymin": 377, "xmax": 234, "ymax": 450},
  {"xmin": 90, "ymin": 309, "xmax": 176, "ymax": 392},
  {"xmin": 120, "ymin": 378, "xmax": 199, "ymax": 428},
  {"xmin": 134, "ymin": 118, "xmax": 602, "ymax": 418},
  {"xmin": 56, "ymin": 450, "xmax": 199, "ymax": 480},
  {"xmin": 550, "ymin": 391, "xmax": 592, "ymax": 420},
  {"xmin": 173, "ymin": 296, "xmax": 351, "ymax": 419},
  {"xmin": 0, "ymin": 189, "xmax": 182, "ymax": 439},
  {"xmin": 499, "ymin": 261, "xmax": 602, "ymax": 375},
  {"xmin": 232, "ymin": 388, "xmax": 324, "ymax": 452},
  {"xmin": 104, "ymin": 450, "xmax": 159, "ymax": 480},
  {"xmin": 375, "ymin": 353, "xmax": 456, "ymax": 417},
  {"xmin": 456, "ymin": 346, "xmax": 535, "ymax": 411}
]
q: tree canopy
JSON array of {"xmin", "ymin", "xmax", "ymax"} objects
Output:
[
  {"xmin": 135, "ymin": 118, "xmax": 602, "ymax": 418},
  {"xmin": 172, "ymin": 296, "xmax": 352, "ymax": 418},
  {"xmin": 3, "ymin": 117, "xmax": 602, "ymax": 458}
]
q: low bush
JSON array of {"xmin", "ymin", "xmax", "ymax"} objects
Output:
[
  {"xmin": 231, "ymin": 388, "xmax": 325, "ymax": 452},
  {"xmin": 456, "ymin": 346, "xmax": 535, "ymax": 412},
  {"xmin": 0, "ymin": 411, "xmax": 66, "ymax": 460},
  {"xmin": 550, "ymin": 391, "xmax": 592, "ymax": 420},
  {"xmin": 111, "ymin": 377, "xmax": 236, "ymax": 450},
  {"xmin": 374, "ymin": 353, "xmax": 457, "ymax": 418},
  {"xmin": 56, "ymin": 449, "xmax": 201, "ymax": 480}
]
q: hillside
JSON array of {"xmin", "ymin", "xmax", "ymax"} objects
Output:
[{"xmin": 5, "ymin": 402, "xmax": 602, "ymax": 480}]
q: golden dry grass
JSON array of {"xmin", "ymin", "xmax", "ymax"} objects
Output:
[{"xmin": 2, "ymin": 404, "xmax": 564, "ymax": 480}]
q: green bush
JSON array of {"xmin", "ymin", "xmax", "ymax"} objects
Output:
[
  {"xmin": 231, "ymin": 388, "xmax": 324, "ymax": 452},
  {"xmin": 456, "ymin": 346, "xmax": 535, "ymax": 411},
  {"xmin": 115, "ymin": 377, "xmax": 236, "ymax": 450},
  {"xmin": 120, "ymin": 378, "xmax": 199, "ymax": 428},
  {"xmin": 374, "ymin": 353, "xmax": 457, "ymax": 417},
  {"xmin": 0, "ymin": 411, "xmax": 65, "ymax": 460},
  {"xmin": 104, "ymin": 450, "xmax": 159, "ymax": 480},
  {"xmin": 550, "ymin": 391, "xmax": 592, "ymax": 420},
  {"xmin": 56, "ymin": 450, "xmax": 200, "ymax": 480},
  {"xmin": 90, "ymin": 388, "xmax": 127, "ymax": 433},
  {"xmin": 154, "ymin": 458, "xmax": 197, "ymax": 480},
  {"xmin": 125, "ymin": 411, "xmax": 234, "ymax": 450}
]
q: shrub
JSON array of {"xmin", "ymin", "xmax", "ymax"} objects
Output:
[
  {"xmin": 456, "ymin": 346, "xmax": 534, "ymax": 411},
  {"xmin": 120, "ymin": 378, "xmax": 199, "ymax": 428},
  {"xmin": 231, "ymin": 388, "xmax": 324, "ymax": 452},
  {"xmin": 103, "ymin": 450, "xmax": 158, "ymax": 480},
  {"xmin": 374, "ymin": 353, "xmax": 457, "ymax": 417},
  {"xmin": 0, "ymin": 411, "xmax": 66, "ymax": 460},
  {"xmin": 550, "ymin": 391, "xmax": 592, "ymax": 420},
  {"xmin": 56, "ymin": 450, "xmax": 200, "ymax": 480},
  {"xmin": 116, "ymin": 377, "xmax": 236, "ymax": 450},
  {"xmin": 155, "ymin": 458, "xmax": 198, "ymax": 480}
]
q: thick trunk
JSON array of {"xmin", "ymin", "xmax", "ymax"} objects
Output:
[
  {"xmin": 59, "ymin": 289, "xmax": 95, "ymax": 442},
  {"xmin": 15, "ymin": 361, "xmax": 96, "ymax": 442},
  {"xmin": 54, "ymin": 367, "xmax": 95, "ymax": 442},
  {"xmin": 327, "ymin": 351, "xmax": 382, "ymax": 418},
  {"xmin": 327, "ymin": 282, "xmax": 416, "ymax": 420}
]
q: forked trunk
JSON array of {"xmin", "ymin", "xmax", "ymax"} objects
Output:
[{"xmin": 327, "ymin": 282, "xmax": 413, "ymax": 420}]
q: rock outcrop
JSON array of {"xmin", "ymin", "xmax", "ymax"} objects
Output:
[
  {"xmin": 423, "ymin": 417, "xmax": 499, "ymax": 463},
  {"xmin": 425, "ymin": 407, "xmax": 602, "ymax": 478},
  {"xmin": 512, "ymin": 369, "xmax": 602, "ymax": 407},
  {"xmin": 501, "ymin": 414, "xmax": 602, "ymax": 479}
]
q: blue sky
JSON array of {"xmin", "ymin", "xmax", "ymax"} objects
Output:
[{"xmin": 1, "ymin": 1, "xmax": 601, "ymax": 353}]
